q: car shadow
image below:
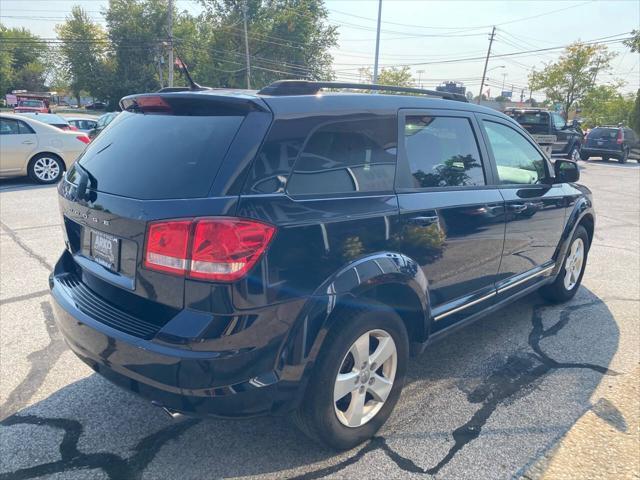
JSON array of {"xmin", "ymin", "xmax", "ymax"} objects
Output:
[
  {"xmin": 582, "ymin": 158, "xmax": 640, "ymax": 168},
  {"xmin": 0, "ymin": 177, "xmax": 57, "ymax": 193},
  {"xmin": 0, "ymin": 286, "xmax": 620, "ymax": 479}
]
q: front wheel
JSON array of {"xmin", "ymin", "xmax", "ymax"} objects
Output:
[
  {"xmin": 27, "ymin": 153, "xmax": 64, "ymax": 184},
  {"xmin": 293, "ymin": 304, "xmax": 408, "ymax": 450},
  {"xmin": 568, "ymin": 144, "xmax": 581, "ymax": 161},
  {"xmin": 539, "ymin": 225, "xmax": 589, "ymax": 303}
]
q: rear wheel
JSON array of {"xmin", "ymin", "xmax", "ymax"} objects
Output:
[
  {"xmin": 568, "ymin": 144, "xmax": 581, "ymax": 161},
  {"xmin": 540, "ymin": 225, "xmax": 589, "ymax": 303},
  {"xmin": 27, "ymin": 153, "xmax": 64, "ymax": 184},
  {"xmin": 579, "ymin": 152, "xmax": 590, "ymax": 161},
  {"xmin": 293, "ymin": 304, "xmax": 408, "ymax": 450},
  {"xmin": 602, "ymin": 156, "xmax": 610, "ymax": 162}
]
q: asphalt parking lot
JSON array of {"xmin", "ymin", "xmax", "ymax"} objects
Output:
[{"xmin": 1, "ymin": 159, "xmax": 638, "ymax": 479}]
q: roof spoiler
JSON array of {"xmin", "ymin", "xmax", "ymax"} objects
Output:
[{"xmin": 257, "ymin": 80, "xmax": 468, "ymax": 102}]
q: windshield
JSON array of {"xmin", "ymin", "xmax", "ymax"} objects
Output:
[
  {"xmin": 19, "ymin": 100, "xmax": 44, "ymax": 107},
  {"xmin": 76, "ymin": 111, "xmax": 245, "ymax": 200}
]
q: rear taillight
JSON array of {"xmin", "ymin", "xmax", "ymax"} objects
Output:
[
  {"xmin": 143, "ymin": 218, "xmax": 276, "ymax": 282},
  {"xmin": 616, "ymin": 130, "xmax": 623, "ymax": 144},
  {"xmin": 76, "ymin": 135, "xmax": 90, "ymax": 144}
]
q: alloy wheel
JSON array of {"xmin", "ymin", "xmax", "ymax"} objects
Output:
[
  {"xmin": 33, "ymin": 157, "xmax": 60, "ymax": 182},
  {"xmin": 563, "ymin": 237, "xmax": 584, "ymax": 290},
  {"xmin": 333, "ymin": 329, "xmax": 397, "ymax": 428}
]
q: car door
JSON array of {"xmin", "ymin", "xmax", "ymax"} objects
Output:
[
  {"xmin": 477, "ymin": 115, "xmax": 566, "ymax": 294},
  {"xmin": 550, "ymin": 112, "xmax": 569, "ymax": 154},
  {"xmin": 0, "ymin": 118, "xmax": 37, "ymax": 173},
  {"xmin": 395, "ymin": 109, "xmax": 505, "ymax": 327},
  {"xmin": 624, "ymin": 128, "xmax": 640, "ymax": 160}
]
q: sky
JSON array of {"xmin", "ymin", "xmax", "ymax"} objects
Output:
[{"xmin": 1, "ymin": 0, "xmax": 639, "ymax": 97}]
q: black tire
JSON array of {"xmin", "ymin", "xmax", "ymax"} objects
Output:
[
  {"xmin": 539, "ymin": 225, "xmax": 589, "ymax": 303},
  {"xmin": 602, "ymin": 156, "xmax": 610, "ymax": 162},
  {"xmin": 292, "ymin": 303, "xmax": 409, "ymax": 450},
  {"xmin": 579, "ymin": 152, "xmax": 590, "ymax": 161},
  {"xmin": 27, "ymin": 153, "xmax": 64, "ymax": 184},
  {"xmin": 567, "ymin": 144, "xmax": 580, "ymax": 162}
]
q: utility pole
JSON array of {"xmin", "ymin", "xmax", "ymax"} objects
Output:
[
  {"xmin": 477, "ymin": 26, "xmax": 496, "ymax": 104},
  {"xmin": 417, "ymin": 69, "xmax": 425, "ymax": 88},
  {"xmin": 372, "ymin": 0, "xmax": 382, "ymax": 87},
  {"xmin": 520, "ymin": 88, "xmax": 525, "ymax": 103},
  {"xmin": 242, "ymin": 0, "xmax": 251, "ymax": 89},
  {"xmin": 501, "ymin": 72, "xmax": 507, "ymax": 93},
  {"xmin": 167, "ymin": 0, "xmax": 174, "ymax": 87}
]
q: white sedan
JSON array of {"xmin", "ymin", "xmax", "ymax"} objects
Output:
[{"xmin": 0, "ymin": 113, "xmax": 90, "ymax": 184}]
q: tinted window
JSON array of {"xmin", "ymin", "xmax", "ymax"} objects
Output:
[
  {"xmin": 506, "ymin": 111, "xmax": 548, "ymax": 126},
  {"xmin": 589, "ymin": 127, "xmax": 618, "ymax": 140},
  {"xmin": 483, "ymin": 121, "xmax": 546, "ymax": 185},
  {"xmin": 0, "ymin": 118, "xmax": 33, "ymax": 134},
  {"xmin": 551, "ymin": 113, "xmax": 566, "ymax": 129},
  {"xmin": 286, "ymin": 117, "xmax": 397, "ymax": 195},
  {"xmin": 404, "ymin": 116, "xmax": 484, "ymax": 188},
  {"xmin": 77, "ymin": 111, "xmax": 244, "ymax": 199}
]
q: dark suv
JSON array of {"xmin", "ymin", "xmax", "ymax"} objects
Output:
[
  {"xmin": 50, "ymin": 81, "xmax": 594, "ymax": 450},
  {"xmin": 581, "ymin": 125, "xmax": 640, "ymax": 163},
  {"xmin": 504, "ymin": 108, "xmax": 583, "ymax": 160}
]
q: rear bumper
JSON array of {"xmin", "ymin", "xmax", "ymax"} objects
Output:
[
  {"xmin": 49, "ymin": 255, "xmax": 300, "ymax": 418},
  {"xmin": 581, "ymin": 147, "xmax": 623, "ymax": 158}
]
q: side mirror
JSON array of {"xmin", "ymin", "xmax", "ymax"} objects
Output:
[{"xmin": 554, "ymin": 159, "xmax": 580, "ymax": 183}]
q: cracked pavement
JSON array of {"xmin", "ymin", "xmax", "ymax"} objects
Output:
[{"xmin": 1, "ymin": 159, "xmax": 638, "ymax": 479}]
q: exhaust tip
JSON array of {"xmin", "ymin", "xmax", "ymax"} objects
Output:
[{"xmin": 151, "ymin": 400, "xmax": 185, "ymax": 420}]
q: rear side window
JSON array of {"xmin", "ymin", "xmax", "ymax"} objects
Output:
[
  {"xmin": 483, "ymin": 121, "xmax": 545, "ymax": 185},
  {"xmin": 403, "ymin": 116, "xmax": 485, "ymax": 188},
  {"xmin": 286, "ymin": 117, "xmax": 397, "ymax": 195},
  {"xmin": 0, "ymin": 118, "xmax": 33, "ymax": 134},
  {"xmin": 77, "ymin": 111, "xmax": 244, "ymax": 199}
]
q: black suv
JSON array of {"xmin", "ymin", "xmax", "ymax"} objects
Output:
[
  {"xmin": 581, "ymin": 125, "xmax": 640, "ymax": 163},
  {"xmin": 50, "ymin": 81, "xmax": 594, "ymax": 450},
  {"xmin": 505, "ymin": 108, "xmax": 583, "ymax": 161}
]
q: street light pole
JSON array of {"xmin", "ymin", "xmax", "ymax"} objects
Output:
[
  {"xmin": 417, "ymin": 69, "xmax": 425, "ymax": 88},
  {"xmin": 243, "ymin": 0, "xmax": 251, "ymax": 89},
  {"xmin": 372, "ymin": 0, "xmax": 382, "ymax": 87}
]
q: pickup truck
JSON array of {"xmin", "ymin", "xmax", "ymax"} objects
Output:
[{"xmin": 504, "ymin": 108, "xmax": 582, "ymax": 161}]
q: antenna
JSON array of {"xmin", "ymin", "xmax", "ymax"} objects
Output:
[{"xmin": 174, "ymin": 54, "xmax": 209, "ymax": 91}]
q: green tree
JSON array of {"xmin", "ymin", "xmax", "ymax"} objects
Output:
[
  {"xmin": 56, "ymin": 6, "xmax": 110, "ymax": 106},
  {"xmin": 580, "ymin": 84, "xmax": 634, "ymax": 127},
  {"xmin": 629, "ymin": 89, "xmax": 640, "ymax": 135},
  {"xmin": 357, "ymin": 66, "xmax": 415, "ymax": 91},
  {"xmin": 196, "ymin": 0, "xmax": 338, "ymax": 88},
  {"xmin": 529, "ymin": 42, "xmax": 615, "ymax": 119},
  {"xmin": 623, "ymin": 29, "xmax": 640, "ymax": 53},
  {"xmin": 104, "ymin": 0, "xmax": 168, "ymax": 108},
  {"xmin": 0, "ymin": 25, "xmax": 49, "ymax": 93}
]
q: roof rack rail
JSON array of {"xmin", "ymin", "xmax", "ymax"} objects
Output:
[{"xmin": 257, "ymin": 80, "xmax": 468, "ymax": 102}]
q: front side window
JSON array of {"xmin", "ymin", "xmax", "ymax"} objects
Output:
[
  {"xmin": 483, "ymin": 121, "xmax": 546, "ymax": 185},
  {"xmin": 404, "ymin": 115, "xmax": 485, "ymax": 188},
  {"xmin": 286, "ymin": 117, "xmax": 397, "ymax": 195}
]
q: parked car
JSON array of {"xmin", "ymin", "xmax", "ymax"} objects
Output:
[
  {"xmin": 65, "ymin": 116, "xmax": 98, "ymax": 134},
  {"xmin": 16, "ymin": 112, "xmax": 77, "ymax": 131},
  {"xmin": 504, "ymin": 108, "xmax": 583, "ymax": 160},
  {"xmin": 88, "ymin": 112, "xmax": 118, "ymax": 139},
  {"xmin": 49, "ymin": 81, "xmax": 593, "ymax": 450},
  {"xmin": 580, "ymin": 125, "xmax": 640, "ymax": 163},
  {"xmin": 0, "ymin": 113, "xmax": 90, "ymax": 184},
  {"xmin": 85, "ymin": 101, "xmax": 106, "ymax": 110},
  {"xmin": 14, "ymin": 99, "xmax": 50, "ymax": 114}
]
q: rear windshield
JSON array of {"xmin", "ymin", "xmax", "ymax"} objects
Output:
[
  {"xmin": 506, "ymin": 111, "xmax": 548, "ymax": 125},
  {"xmin": 589, "ymin": 128, "xmax": 618, "ymax": 139},
  {"xmin": 76, "ymin": 111, "xmax": 244, "ymax": 199}
]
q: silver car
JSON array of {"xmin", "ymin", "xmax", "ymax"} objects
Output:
[{"xmin": 0, "ymin": 113, "xmax": 90, "ymax": 184}]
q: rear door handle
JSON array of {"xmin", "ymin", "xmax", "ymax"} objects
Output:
[
  {"xmin": 408, "ymin": 215, "xmax": 439, "ymax": 227},
  {"xmin": 509, "ymin": 204, "xmax": 527, "ymax": 213},
  {"xmin": 22, "ymin": 140, "xmax": 35, "ymax": 145}
]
